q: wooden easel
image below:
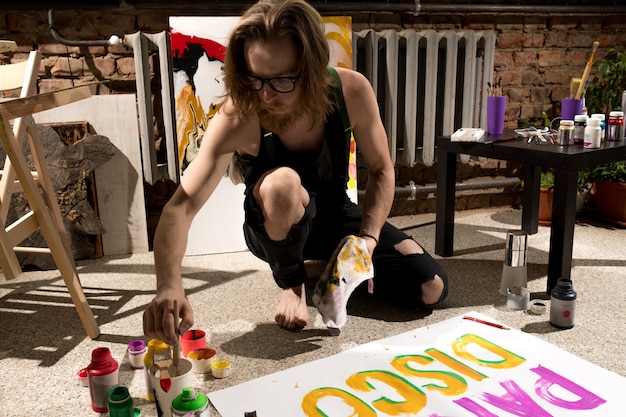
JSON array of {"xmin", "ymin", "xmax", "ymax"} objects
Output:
[{"xmin": 0, "ymin": 49, "xmax": 100, "ymax": 339}]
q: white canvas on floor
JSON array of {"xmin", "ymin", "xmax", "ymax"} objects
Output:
[{"xmin": 208, "ymin": 311, "xmax": 626, "ymax": 416}]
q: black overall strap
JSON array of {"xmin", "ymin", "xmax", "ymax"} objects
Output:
[
  {"xmin": 327, "ymin": 66, "xmax": 352, "ymax": 167},
  {"xmin": 262, "ymin": 67, "xmax": 351, "ymax": 184},
  {"xmin": 327, "ymin": 66, "xmax": 351, "ymax": 183}
]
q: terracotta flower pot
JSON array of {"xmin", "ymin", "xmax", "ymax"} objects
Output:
[
  {"xmin": 539, "ymin": 188, "xmax": 553, "ymax": 226},
  {"xmin": 594, "ymin": 181, "xmax": 626, "ymax": 223}
]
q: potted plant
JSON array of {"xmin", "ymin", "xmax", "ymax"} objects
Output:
[
  {"xmin": 584, "ymin": 48, "xmax": 626, "ymax": 115},
  {"xmin": 539, "ymin": 169, "xmax": 554, "ymax": 225},
  {"xmin": 590, "ymin": 161, "xmax": 626, "ymax": 224},
  {"xmin": 583, "ymin": 46, "xmax": 626, "ymax": 224},
  {"xmin": 577, "ymin": 168, "xmax": 593, "ymax": 212},
  {"xmin": 538, "ymin": 168, "xmax": 592, "ymax": 225}
]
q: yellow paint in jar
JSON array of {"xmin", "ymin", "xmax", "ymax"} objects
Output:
[{"xmin": 211, "ymin": 358, "xmax": 232, "ymax": 379}]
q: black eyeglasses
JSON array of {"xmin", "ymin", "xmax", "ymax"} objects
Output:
[{"xmin": 238, "ymin": 74, "xmax": 299, "ymax": 93}]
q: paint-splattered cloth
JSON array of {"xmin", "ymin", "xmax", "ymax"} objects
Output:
[{"xmin": 312, "ymin": 235, "xmax": 373, "ymax": 334}]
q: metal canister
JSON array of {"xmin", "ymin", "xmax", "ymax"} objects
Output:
[
  {"xmin": 171, "ymin": 387, "xmax": 210, "ymax": 417},
  {"xmin": 499, "ymin": 230, "xmax": 528, "ymax": 295},
  {"xmin": 573, "ymin": 114, "xmax": 587, "ymax": 144},
  {"xmin": 557, "ymin": 119, "xmax": 575, "ymax": 145},
  {"xmin": 607, "ymin": 111, "xmax": 624, "ymax": 140}
]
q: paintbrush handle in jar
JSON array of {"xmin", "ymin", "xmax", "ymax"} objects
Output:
[{"xmin": 173, "ymin": 299, "xmax": 181, "ymax": 373}]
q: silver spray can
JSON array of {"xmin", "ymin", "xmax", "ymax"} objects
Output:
[
  {"xmin": 550, "ymin": 278, "xmax": 577, "ymax": 329},
  {"xmin": 499, "ymin": 230, "xmax": 528, "ymax": 295}
]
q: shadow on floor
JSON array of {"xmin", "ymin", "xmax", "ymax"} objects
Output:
[{"xmin": 0, "ymin": 267, "xmax": 252, "ymax": 366}]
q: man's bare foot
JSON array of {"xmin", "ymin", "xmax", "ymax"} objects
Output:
[{"xmin": 274, "ymin": 284, "xmax": 309, "ymax": 330}]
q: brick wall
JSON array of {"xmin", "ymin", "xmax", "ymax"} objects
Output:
[{"xmin": 2, "ymin": 5, "xmax": 626, "ymax": 227}]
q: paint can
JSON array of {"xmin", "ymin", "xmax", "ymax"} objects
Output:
[
  {"xmin": 573, "ymin": 114, "xmax": 587, "ymax": 144},
  {"xmin": 499, "ymin": 230, "xmax": 527, "ymax": 296},
  {"xmin": 557, "ymin": 119, "xmax": 575, "ymax": 145},
  {"xmin": 87, "ymin": 347, "xmax": 119, "ymax": 412},
  {"xmin": 108, "ymin": 386, "xmax": 134, "ymax": 417},
  {"xmin": 211, "ymin": 357, "xmax": 232, "ymax": 379},
  {"xmin": 506, "ymin": 286, "xmax": 530, "ymax": 310},
  {"xmin": 590, "ymin": 113, "xmax": 605, "ymax": 140},
  {"xmin": 144, "ymin": 339, "xmax": 170, "ymax": 402},
  {"xmin": 128, "ymin": 339, "xmax": 147, "ymax": 369},
  {"xmin": 180, "ymin": 329, "xmax": 207, "ymax": 356},
  {"xmin": 607, "ymin": 111, "xmax": 624, "ymax": 140},
  {"xmin": 584, "ymin": 117, "xmax": 601, "ymax": 149},
  {"xmin": 550, "ymin": 278, "xmax": 577, "ymax": 329},
  {"xmin": 171, "ymin": 387, "xmax": 210, "ymax": 417},
  {"xmin": 77, "ymin": 367, "xmax": 89, "ymax": 387},
  {"xmin": 148, "ymin": 359, "xmax": 193, "ymax": 417}
]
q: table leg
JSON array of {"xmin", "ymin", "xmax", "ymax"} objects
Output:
[
  {"xmin": 547, "ymin": 167, "xmax": 578, "ymax": 294},
  {"xmin": 522, "ymin": 164, "xmax": 541, "ymax": 234},
  {"xmin": 435, "ymin": 149, "xmax": 457, "ymax": 257}
]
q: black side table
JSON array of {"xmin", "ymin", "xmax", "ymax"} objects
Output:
[{"xmin": 435, "ymin": 133, "xmax": 626, "ymax": 294}]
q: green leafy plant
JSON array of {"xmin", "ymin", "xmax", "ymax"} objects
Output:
[
  {"xmin": 585, "ymin": 48, "xmax": 626, "ymax": 115},
  {"xmin": 540, "ymin": 168, "xmax": 593, "ymax": 193},
  {"xmin": 540, "ymin": 169, "xmax": 555, "ymax": 190},
  {"xmin": 590, "ymin": 161, "xmax": 626, "ymax": 183},
  {"xmin": 577, "ymin": 168, "xmax": 593, "ymax": 193}
]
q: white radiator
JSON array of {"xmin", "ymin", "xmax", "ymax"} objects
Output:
[{"xmin": 353, "ymin": 29, "xmax": 496, "ymax": 166}]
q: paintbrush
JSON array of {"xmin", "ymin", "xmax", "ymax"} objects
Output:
[
  {"xmin": 575, "ymin": 41, "xmax": 600, "ymax": 99},
  {"xmin": 173, "ymin": 299, "xmax": 181, "ymax": 377},
  {"xmin": 153, "ymin": 348, "xmax": 173, "ymax": 393},
  {"xmin": 570, "ymin": 77, "xmax": 581, "ymax": 98}
]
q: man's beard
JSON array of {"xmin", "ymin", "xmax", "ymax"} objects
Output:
[{"xmin": 255, "ymin": 99, "xmax": 303, "ymax": 134}]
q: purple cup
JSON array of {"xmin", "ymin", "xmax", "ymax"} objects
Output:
[
  {"xmin": 487, "ymin": 96, "xmax": 507, "ymax": 135},
  {"xmin": 561, "ymin": 98, "xmax": 584, "ymax": 121}
]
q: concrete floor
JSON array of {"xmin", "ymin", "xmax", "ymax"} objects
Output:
[{"xmin": 1, "ymin": 206, "xmax": 625, "ymax": 416}]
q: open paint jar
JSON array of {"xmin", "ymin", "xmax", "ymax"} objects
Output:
[
  {"xmin": 211, "ymin": 358, "xmax": 231, "ymax": 379},
  {"xmin": 187, "ymin": 348, "xmax": 217, "ymax": 374}
]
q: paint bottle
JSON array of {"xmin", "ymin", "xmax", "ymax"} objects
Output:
[
  {"xmin": 557, "ymin": 119, "xmax": 575, "ymax": 145},
  {"xmin": 108, "ymin": 386, "xmax": 134, "ymax": 417},
  {"xmin": 584, "ymin": 117, "xmax": 601, "ymax": 149},
  {"xmin": 87, "ymin": 347, "xmax": 119, "ymax": 412},
  {"xmin": 128, "ymin": 339, "xmax": 147, "ymax": 369},
  {"xmin": 550, "ymin": 278, "xmax": 577, "ymax": 329},
  {"xmin": 573, "ymin": 114, "xmax": 587, "ymax": 144},
  {"xmin": 607, "ymin": 111, "xmax": 624, "ymax": 140},
  {"xmin": 590, "ymin": 113, "xmax": 605, "ymax": 140},
  {"xmin": 171, "ymin": 387, "xmax": 210, "ymax": 417},
  {"xmin": 499, "ymin": 230, "xmax": 528, "ymax": 296},
  {"xmin": 144, "ymin": 339, "xmax": 169, "ymax": 402}
]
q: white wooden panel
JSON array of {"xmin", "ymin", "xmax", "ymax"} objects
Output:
[
  {"xmin": 185, "ymin": 177, "xmax": 246, "ymax": 256},
  {"xmin": 33, "ymin": 95, "xmax": 149, "ymax": 255}
]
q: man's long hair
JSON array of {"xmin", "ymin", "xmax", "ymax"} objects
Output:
[{"xmin": 222, "ymin": 0, "xmax": 333, "ymax": 127}]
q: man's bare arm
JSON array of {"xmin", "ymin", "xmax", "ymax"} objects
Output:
[
  {"xmin": 338, "ymin": 68, "xmax": 395, "ymax": 251},
  {"xmin": 143, "ymin": 101, "xmax": 258, "ymax": 344}
]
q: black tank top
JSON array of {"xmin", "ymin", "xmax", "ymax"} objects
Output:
[{"xmin": 235, "ymin": 79, "xmax": 351, "ymax": 214}]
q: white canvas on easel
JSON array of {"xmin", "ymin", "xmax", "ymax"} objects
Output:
[
  {"xmin": 185, "ymin": 178, "xmax": 246, "ymax": 255},
  {"xmin": 170, "ymin": 16, "xmax": 246, "ymax": 256},
  {"xmin": 169, "ymin": 16, "xmax": 355, "ymax": 256}
]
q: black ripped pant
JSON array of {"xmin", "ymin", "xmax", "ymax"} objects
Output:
[{"xmin": 243, "ymin": 192, "xmax": 449, "ymax": 308}]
